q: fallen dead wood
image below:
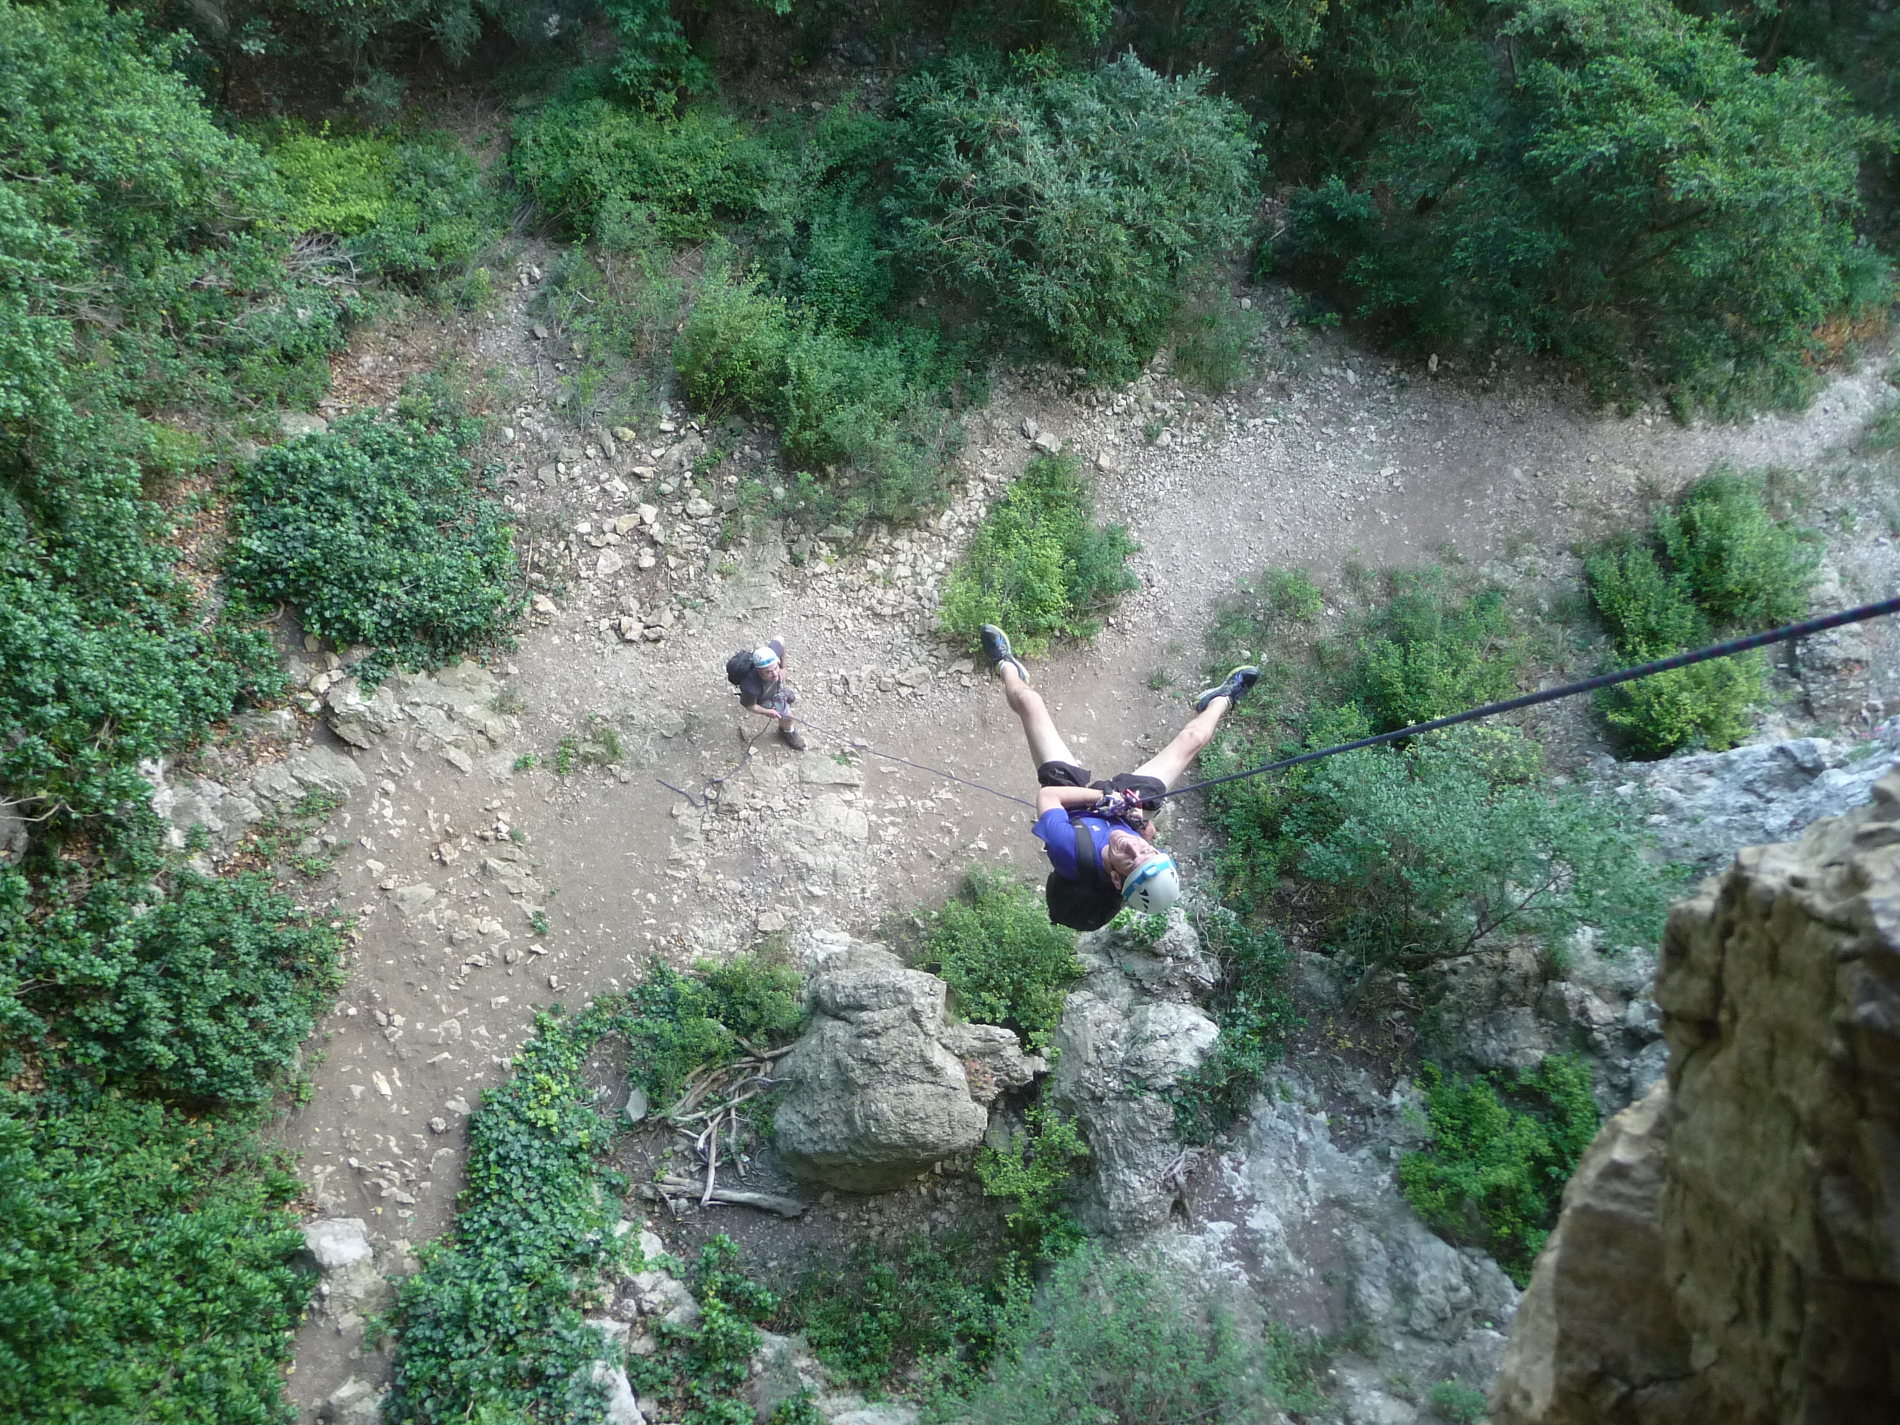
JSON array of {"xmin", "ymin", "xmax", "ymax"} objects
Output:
[{"xmin": 640, "ymin": 1178, "xmax": 808, "ymax": 1218}]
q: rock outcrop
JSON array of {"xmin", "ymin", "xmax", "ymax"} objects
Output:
[
  {"xmin": 1491, "ymin": 768, "xmax": 1900, "ymax": 1425},
  {"xmin": 773, "ymin": 934, "xmax": 1042, "ymax": 1192},
  {"xmin": 1047, "ymin": 914, "xmax": 1220, "ymax": 1234}
]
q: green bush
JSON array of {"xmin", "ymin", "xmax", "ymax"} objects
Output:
[
  {"xmin": 1656, "ymin": 472, "xmax": 1821, "ymax": 628},
  {"xmin": 976, "ymin": 1106, "xmax": 1092, "ymax": 1259},
  {"xmin": 1353, "ymin": 578, "xmax": 1523, "ymax": 730},
  {"xmin": 1171, "ymin": 293, "xmax": 1262, "ymax": 393},
  {"xmin": 0, "ymin": 1091, "xmax": 310, "ymax": 1424},
  {"xmin": 1285, "ymin": 0, "xmax": 1889, "ymax": 413},
  {"xmin": 1581, "ymin": 539, "xmax": 1708, "ymax": 659},
  {"xmin": 1209, "ymin": 727, "xmax": 1675, "ymax": 976},
  {"xmin": 1428, "ymin": 1379, "xmax": 1491, "ymax": 1424},
  {"xmin": 939, "ymin": 453, "xmax": 1140, "ymax": 657},
  {"xmin": 918, "ymin": 869, "xmax": 1085, "ymax": 1052},
  {"xmin": 512, "ymin": 98, "xmax": 771, "ymax": 246},
  {"xmin": 229, "ymin": 409, "xmax": 521, "ymax": 671},
  {"xmin": 387, "ymin": 957, "xmax": 806, "ymax": 1424},
  {"xmin": 60, "ymin": 870, "xmax": 343, "ymax": 1105},
  {"xmin": 1597, "ymin": 658, "xmax": 1765, "ymax": 757},
  {"xmin": 1400, "ymin": 1055, "xmax": 1600, "ymax": 1285},
  {"xmin": 1169, "ymin": 912, "xmax": 1299, "ymax": 1144},
  {"xmin": 1584, "ymin": 471, "xmax": 1813, "ymax": 754},
  {"xmin": 676, "ymin": 266, "xmax": 961, "ymax": 524},
  {"xmin": 894, "ymin": 55, "xmax": 1256, "ymax": 380},
  {"xmin": 954, "ymin": 1246, "xmax": 1324, "ymax": 1424},
  {"xmin": 788, "ymin": 1233, "xmax": 1029, "ymax": 1397}
]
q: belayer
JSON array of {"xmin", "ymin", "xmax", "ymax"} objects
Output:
[
  {"xmin": 981, "ymin": 625, "xmax": 1258, "ymax": 930},
  {"xmin": 725, "ymin": 637, "xmax": 807, "ymax": 750}
]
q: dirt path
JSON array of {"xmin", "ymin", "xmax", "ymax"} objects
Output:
[{"xmin": 279, "ymin": 263, "xmax": 1898, "ymax": 1416}]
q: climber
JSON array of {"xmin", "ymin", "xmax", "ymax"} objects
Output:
[
  {"xmin": 725, "ymin": 637, "xmax": 806, "ymax": 751},
  {"xmin": 980, "ymin": 624, "xmax": 1258, "ymax": 930}
]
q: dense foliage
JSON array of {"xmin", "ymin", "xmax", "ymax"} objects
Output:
[
  {"xmin": 952, "ymin": 1246, "xmax": 1326, "ymax": 1424},
  {"xmin": 938, "ymin": 452, "xmax": 1140, "ymax": 657},
  {"xmin": 1282, "ymin": 0, "xmax": 1891, "ymax": 411},
  {"xmin": 1167, "ymin": 910, "xmax": 1298, "ymax": 1144},
  {"xmin": 385, "ymin": 956, "xmax": 803, "ymax": 1424},
  {"xmin": 1586, "ymin": 470, "xmax": 1818, "ymax": 754},
  {"xmin": 229, "ymin": 409, "xmax": 521, "ymax": 673},
  {"xmin": 0, "ymin": 1091, "xmax": 310, "ymax": 1424},
  {"xmin": 917, "ymin": 869, "xmax": 1085, "ymax": 1052},
  {"xmin": 893, "ymin": 55, "xmax": 1256, "ymax": 380},
  {"xmin": 1399, "ymin": 1055, "xmax": 1600, "ymax": 1284},
  {"xmin": 1202, "ymin": 567, "xmax": 1676, "ymax": 979}
]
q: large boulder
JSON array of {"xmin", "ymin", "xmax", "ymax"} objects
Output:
[
  {"xmin": 1492, "ymin": 768, "xmax": 1900, "ymax": 1424},
  {"xmin": 773, "ymin": 937, "xmax": 1040, "ymax": 1192}
]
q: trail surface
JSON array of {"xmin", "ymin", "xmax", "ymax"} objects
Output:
[{"xmin": 280, "ymin": 263, "xmax": 1900, "ymax": 1416}]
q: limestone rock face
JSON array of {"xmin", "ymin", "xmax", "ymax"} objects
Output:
[
  {"xmin": 1492, "ymin": 768, "xmax": 1900, "ymax": 1425},
  {"xmin": 773, "ymin": 939, "xmax": 1041, "ymax": 1192},
  {"xmin": 1047, "ymin": 916, "xmax": 1220, "ymax": 1234}
]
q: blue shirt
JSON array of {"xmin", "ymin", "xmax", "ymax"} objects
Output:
[{"xmin": 1033, "ymin": 809, "xmax": 1117, "ymax": 880}]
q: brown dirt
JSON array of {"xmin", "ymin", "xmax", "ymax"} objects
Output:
[{"xmin": 275, "ymin": 244, "xmax": 1900, "ymax": 1417}]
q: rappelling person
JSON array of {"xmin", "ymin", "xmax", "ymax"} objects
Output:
[
  {"xmin": 725, "ymin": 637, "xmax": 806, "ymax": 750},
  {"xmin": 981, "ymin": 624, "xmax": 1258, "ymax": 930}
]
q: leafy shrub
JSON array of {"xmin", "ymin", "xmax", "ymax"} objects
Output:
[
  {"xmin": 1582, "ymin": 538, "xmax": 1708, "ymax": 659},
  {"xmin": 229, "ymin": 409, "xmax": 521, "ymax": 671},
  {"xmin": 918, "ymin": 868, "xmax": 1085, "ymax": 1052},
  {"xmin": 387, "ymin": 957, "xmax": 806, "ymax": 1424},
  {"xmin": 1596, "ymin": 658, "xmax": 1765, "ymax": 758},
  {"xmin": 1287, "ymin": 729, "xmax": 1675, "ymax": 970},
  {"xmin": 976, "ymin": 1106, "xmax": 1092, "ymax": 1259},
  {"xmin": 1353, "ymin": 577, "xmax": 1522, "ymax": 731},
  {"xmin": 60, "ymin": 870, "xmax": 343, "ymax": 1105},
  {"xmin": 939, "ymin": 453, "xmax": 1139, "ymax": 657},
  {"xmin": 1169, "ymin": 911, "xmax": 1299, "ymax": 1143},
  {"xmin": 1428, "ymin": 1379, "xmax": 1491, "ymax": 1424},
  {"xmin": 677, "ymin": 266, "xmax": 961, "ymax": 524},
  {"xmin": 0, "ymin": 1091, "xmax": 310, "ymax": 1424},
  {"xmin": 1400, "ymin": 1055, "xmax": 1600, "ymax": 1284},
  {"xmin": 1171, "ymin": 293, "xmax": 1262, "ymax": 393},
  {"xmin": 955, "ymin": 1246, "xmax": 1323, "ymax": 1424},
  {"xmin": 512, "ymin": 98, "xmax": 771, "ymax": 245},
  {"xmin": 894, "ymin": 55, "xmax": 1256, "ymax": 380},
  {"xmin": 788, "ymin": 1233, "xmax": 1028, "ymax": 1397},
  {"xmin": 1584, "ymin": 471, "xmax": 1812, "ymax": 754},
  {"xmin": 1209, "ymin": 727, "xmax": 1675, "ymax": 976},
  {"xmin": 1656, "ymin": 471, "xmax": 1820, "ymax": 628},
  {"xmin": 1285, "ymin": 0, "xmax": 1889, "ymax": 413}
]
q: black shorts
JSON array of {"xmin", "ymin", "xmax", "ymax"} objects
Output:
[{"xmin": 1036, "ymin": 761, "xmax": 1166, "ymax": 809}]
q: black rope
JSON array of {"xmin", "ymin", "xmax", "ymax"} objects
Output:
[
  {"xmin": 1160, "ymin": 592, "xmax": 1900, "ymax": 801},
  {"xmin": 656, "ymin": 684, "xmax": 1037, "ymax": 810},
  {"xmin": 654, "ymin": 724, "xmax": 773, "ymax": 810},
  {"xmin": 796, "ymin": 712, "xmax": 1036, "ymax": 808}
]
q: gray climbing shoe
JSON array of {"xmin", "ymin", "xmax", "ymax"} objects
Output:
[
  {"xmin": 1195, "ymin": 666, "xmax": 1260, "ymax": 712},
  {"xmin": 980, "ymin": 624, "xmax": 1030, "ymax": 683},
  {"xmin": 778, "ymin": 723, "xmax": 808, "ymax": 751}
]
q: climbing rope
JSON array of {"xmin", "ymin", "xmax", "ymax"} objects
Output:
[
  {"xmin": 656, "ymin": 686, "xmax": 1036, "ymax": 809},
  {"xmin": 654, "ymin": 723, "xmax": 774, "ymax": 809},
  {"xmin": 1159, "ymin": 592, "xmax": 1900, "ymax": 801},
  {"xmin": 795, "ymin": 712, "xmax": 1036, "ymax": 808},
  {"xmin": 655, "ymin": 594, "xmax": 1900, "ymax": 813}
]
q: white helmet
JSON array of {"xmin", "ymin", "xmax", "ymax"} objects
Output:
[
  {"xmin": 752, "ymin": 645, "xmax": 780, "ymax": 669},
  {"xmin": 1121, "ymin": 852, "xmax": 1181, "ymax": 915}
]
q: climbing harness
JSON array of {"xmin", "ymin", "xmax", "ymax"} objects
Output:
[
  {"xmin": 655, "ymin": 593, "xmax": 1900, "ymax": 813},
  {"xmin": 1159, "ymin": 592, "xmax": 1900, "ymax": 801}
]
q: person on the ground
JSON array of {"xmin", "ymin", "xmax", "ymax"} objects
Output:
[
  {"xmin": 729, "ymin": 637, "xmax": 806, "ymax": 750},
  {"xmin": 981, "ymin": 624, "xmax": 1257, "ymax": 930}
]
